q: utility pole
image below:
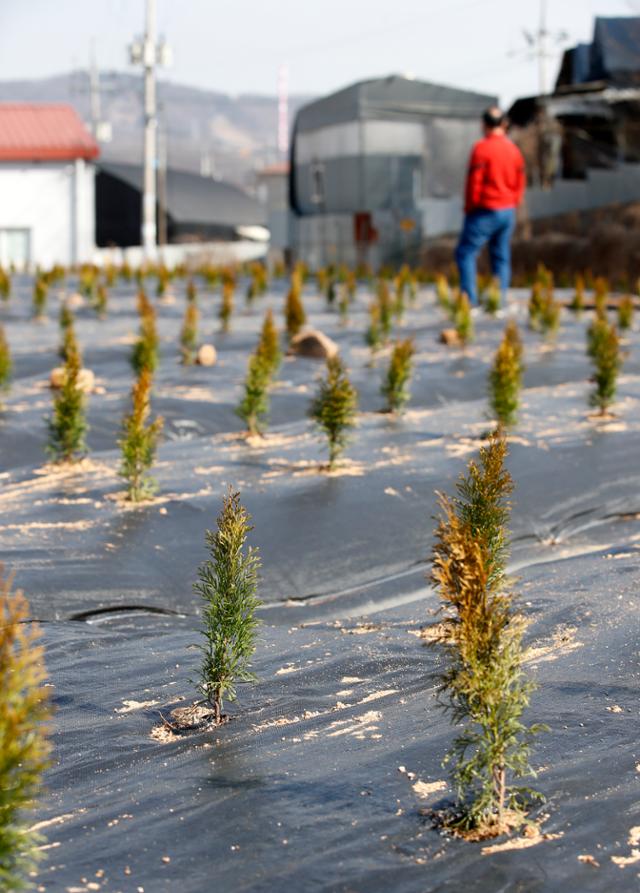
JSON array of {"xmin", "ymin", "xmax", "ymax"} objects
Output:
[
  {"xmin": 129, "ymin": 0, "xmax": 171, "ymax": 259},
  {"xmin": 538, "ymin": 0, "xmax": 548, "ymax": 95},
  {"xmin": 521, "ymin": 0, "xmax": 567, "ymax": 96},
  {"xmin": 277, "ymin": 63, "xmax": 289, "ymax": 161},
  {"xmin": 71, "ymin": 40, "xmax": 113, "ymax": 143}
]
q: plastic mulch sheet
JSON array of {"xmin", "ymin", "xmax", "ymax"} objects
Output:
[{"xmin": 1, "ymin": 275, "xmax": 639, "ymax": 891}]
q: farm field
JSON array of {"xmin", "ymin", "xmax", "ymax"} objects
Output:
[{"xmin": 1, "ymin": 270, "xmax": 640, "ymax": 892}]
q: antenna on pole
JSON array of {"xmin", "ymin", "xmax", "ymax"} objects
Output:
[
  {"xmin": 277, "ymin": 63, "xmax": 289, "ymax": 160},
  {"xmin": 129, "ymin": 0, "xmax": 171, "ymax": 260},
  {"xmin": 520, "ymin": 0, "xmax": 568, "ymax": 95}
]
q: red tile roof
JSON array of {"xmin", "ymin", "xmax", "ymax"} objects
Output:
[{"xmin": 0, "ymin": 104, "xmax": 99, "ymax": 162}]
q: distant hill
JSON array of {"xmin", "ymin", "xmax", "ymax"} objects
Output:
[{"xmin": 0, "ymin": 70, "xmax": 313, "ymax": 188}]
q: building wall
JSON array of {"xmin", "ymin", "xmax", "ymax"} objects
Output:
[
  {"xmin": 256, "ymin": 171, "xmax": 291, "ymax": 252},
  {"xmin": 292, "ymin": 116, "xmax": 480, "ymax": 215},
  {"xmin": 0, "ymin": 161, "xmax": 95, "ymax": 268}
]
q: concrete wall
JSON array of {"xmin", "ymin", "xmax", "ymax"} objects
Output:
[
  {"xmin": 94, "ymin": 239, "xmax": 267, "ymax": 269},
  {"xmin": 0, "ymin": 161, "xmax": 95, "ymax": 269},
  {"xmin": 418, "ymin": 163, "xmax": 640, "ymax": 241}
]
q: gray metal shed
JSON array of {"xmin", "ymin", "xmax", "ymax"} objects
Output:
[{"xmin": 289, "ymin": 75, "xmax": 495, "ymax": 267}]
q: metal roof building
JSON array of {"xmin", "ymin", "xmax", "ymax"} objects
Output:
[
  {"xmin": 509, "ymin": 17, "xmax": 640, "ymax": 183},
  {"xmin": 96, "ymin": 162, "xmax": 267, "ymax": 248},
  {"xmin": 289, "ymin": 75, "xmax": 495, "ymax": 267},
  {"xmin": 0, "ymin": 103, "xmax": 98, "ymax": 268}
]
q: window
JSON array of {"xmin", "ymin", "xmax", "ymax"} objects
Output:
[{"xmin": 0, "ymin": 229, "xmax": 31, "ymax": 270}]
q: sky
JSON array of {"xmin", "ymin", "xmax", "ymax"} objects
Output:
[{"xmin": 0, "ymin": 0, "xmax": 638, "ymax": 106}]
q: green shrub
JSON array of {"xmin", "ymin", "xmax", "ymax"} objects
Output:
[
  {"xmin": 0, "ymin": 268, "xmax": 11, "ymax": 302},
  {"xmin": 338, "ymin": 288, "xmax": 350, "ymax": 325},
  {"xmin": 95, "ymin": 283, "xmax": 108, "ymax": 318},
  {"xmin": 310, "ymin": 355, "xmax": 358, "ymax": 469},
  {"xmin": 588, "ymin": 317, "xmax": 621, "ymax": 415},
  {"xmin": 285, "ymin": 273, "xmax": 306, "ymax": 342},
  {"xmin": 0, "ymin": 325, "xmax": 11, "ymax": 396},
  {"xmin": 504, "ymin": 319, "xmax": 524, "ymax": 371},
  {"xmin": 131, "ymin": 290, "xmax": 159, "ymax": 375},
  {"xmin": 382, "ymin": 338, "xmax": 415, "ymax": 413},
  {"xmin": 237, "ymin": 352, "xmax": 271, "ymax": 436},
  {"xmin": 0, "ymin": 567, "xmax": 52, "ymax": 893},
  {"xmin": 186, "ymin": 279, "xmax": 197, "ymax": 304},
  {"xmin": 118, "ymin": 368, "xmax": 164, "ymax": 501},
  {"xmin": 483, "ymin": 280, "xmax": 501, "ymax": 316},
  {"xmin": 219, "ymin": 281, "xmax": 234, "ymax": 332},
  {"xmin": 47, "ymin": 347, "xmax": 88, "ymax": 462},
  {"xmin": 569, "ymin": 275, "xmax": 585, "ymax": 315},
  {"xmin": 527, "ymin": 283, "xmax": 544, "ymax": 330},
  {"xmin": 180, "ymin": 303, "xmax": 199, "ymax": 365},
  {"xmin": 618, "ymin": 295, "xmax": 634, "ymax": 331},
  {"xmin": 377, "ymin": 280, "xmax": 393, "ymax": 340},
  {"xmin": 365, "ymin": 302, "xmax": 382, "ymax": 353},
  {"xmin": 539, "ymin": 291, "xmax": 560, "ymax": 339},
  {"xmin": 430, "ymin": 434, "xmax": 545, "ymax": 836},
  {"xmin": 32, "ymin": 278, "xmax": 48, "ymax": 320},
  {"xmin": 454, "ymin": 292, "xmax": 473, "ymax": 344},
  {"xmin": 256, "ymin": 308, "xmax": 282, "ymax": 377},
  {"xmin": 193, "ymin": 489, "xmax": 261, "ymax": 724},
  {"xmin": 489, "ymin": 328, "xmax": 522, "ymax": 427},
  {"xmin": 436, "ymin": 274, "xmax": 451, "ymax": 313},
  {"xmin": 393, "ymin": 277, "xmax": 406, "ymax": 321},
  {"xmin": 59, "ymin": 316, "xmax": 80, "ymax": 365},
  {"xmin": 587, "ymin": 311, "xmax": 608, "ymax": 359}
]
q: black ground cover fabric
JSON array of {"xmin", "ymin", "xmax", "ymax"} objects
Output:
[{"xmin": 1, "ymin": 274, "xmax": 639, "ymax": 891}]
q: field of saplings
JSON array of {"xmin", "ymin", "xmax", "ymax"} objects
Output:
[{"xmin": 1, "ymin": 260, "xmax": 639, "ymax": 892}]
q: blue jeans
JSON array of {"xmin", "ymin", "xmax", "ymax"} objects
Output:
[{"xmin": 455, "ymin": 207, "xmax": 516, "ymax": 305}]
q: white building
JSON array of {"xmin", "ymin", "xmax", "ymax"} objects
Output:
[{"xmin": 0, "ymin": 104, "xmax": 98, "ymax": 269}]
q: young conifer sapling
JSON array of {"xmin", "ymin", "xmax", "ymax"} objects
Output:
[
  {"xmin": 483, "ymin": 279, "xmax": 501, "ymax": 316},
  {"xmin": 382, "ymin": 338, "xmax": 415, "ymax": 413},
  {"xmin": 310, "ymin": 354, "xmax": 358, "ymax": 469},
  {"xmin": 569, "ymin": 275, "xmax": 585, "ymax": 315},
  {"xmin": 588, "ymin": 317, "xmax": 621, "ymax": 416},
  {"xmin": 131, "ymin": 290, "xmax": 159, "ymax": 375},
  {"xmin": 430, "ymin": 434, "xmax": 545, "ymax": 836},
  {"xmin": 377, "ymin": 280, "xmax": 393, "ymax": 341},
  {"xmin": 618, "ymin": 295, "xmax": 634, "ymax": 331},
  {"xmin": 118, "ymin": 368, "xmax": 164, "ymax": 500},
  {"xmin": 0, "ymin": 566, "xmax": 52, "ymax": 892},
  {"xmin": 285, "ymin": 275, "xmax": 306, "ymax": 342},
  {"xmin": 365, "ymin": 301, "xmax": 382, "ymax": 355},
  {"xmin": 0, "ymin": 267, "xmax": 11, "ymax": 302},
  {"xmin": 489, "ymin": 327, "xmax": 522, "ymax": 427},
  {"xmin": 193, "ymin": 489, "xmax": 261, "ymax": 724},
  {"xmin": 454, "ymin": 292, "xmax": 474, "ymax": 345},
  {"xmin": 32, "ymin": 277, "xmax": 48, "ymax": 320},
  {"xmin": 180, "ymin": 302, "xmax": 199, "ymax": 365},
  {"xmin": 236, "ymin": 352, "xmax": 271, "ymax": 436},
  {"xmin": 95, "ymin": 283, "xmax": 108, "ymax": 318},
  {"xmin": 219, "ymin": 281, "xmax": 234, "ymax": 332},
  {"xmin": 0, "ymin": 325, "xmax": 12, "ymax": 398},
  {"xmin": 47, "ymin": 347, "xmax": 88, "ymax": 462},
  {"xmin": 256, "ymin": 308, "xmax": 282, "ymax": 378}
]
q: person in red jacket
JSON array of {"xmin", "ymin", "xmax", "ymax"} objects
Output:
[{"xmin": 455, "ymin": 107, "xmax": 526, "ymax": 306}]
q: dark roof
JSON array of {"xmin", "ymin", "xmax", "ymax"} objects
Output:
[
  {"xmin": 98, "ymin": 162, "xmax": 265, "ymax": 227},
  {"xmin": 0, "ymin": 103, "xmax": 98, "ymax": 161},
  {"xmin": 295, "ymin": 75, "xmax": 496, "ymax": 132},
  {"xmin": 591, "ymin": 17, "xmax": 640, "ymax": 82},
  {"xmin": 555, "ymin": 17, "xmax": 640, "ymax": 89}
]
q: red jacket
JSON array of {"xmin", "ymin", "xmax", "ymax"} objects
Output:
[{"xmin": 464, "ymin": 132, "xmax": 526, "ymax": 213}]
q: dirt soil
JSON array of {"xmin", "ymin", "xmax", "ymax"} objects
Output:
[{"xmin": 2, "ymin": 273, "xmax": 640, "ymax": 892}]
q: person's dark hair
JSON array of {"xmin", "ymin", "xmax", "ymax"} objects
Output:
[{"xmin": 482, "ymin": 107, "xmax": 505, "ymax": 129}]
